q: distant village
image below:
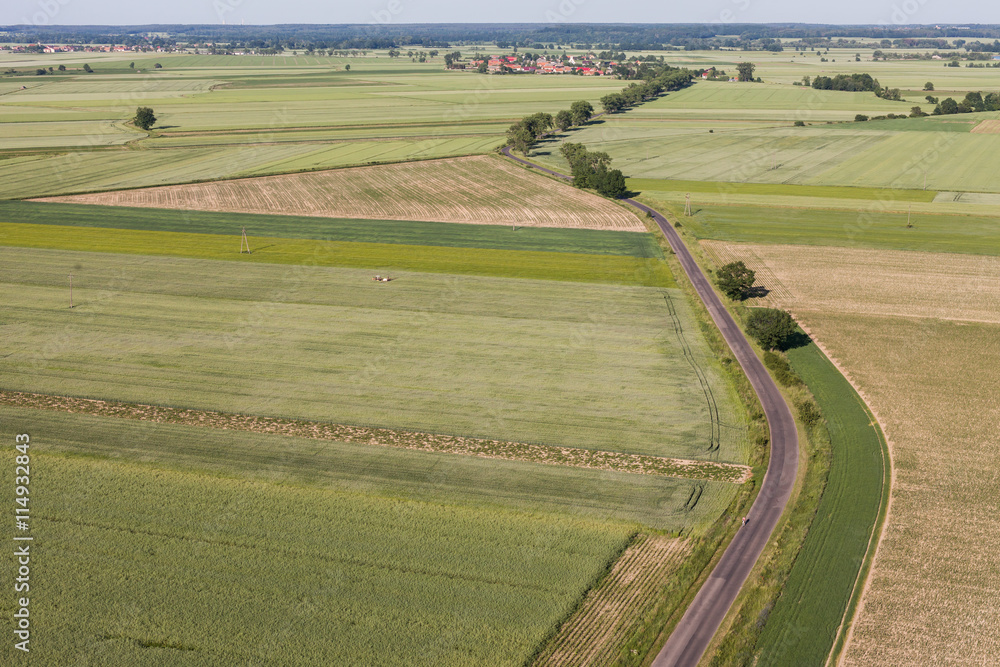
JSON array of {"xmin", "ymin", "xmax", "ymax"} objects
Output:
[{"xmin": 1, "ymin": 43, "xmax": 171, "ymax": 54}]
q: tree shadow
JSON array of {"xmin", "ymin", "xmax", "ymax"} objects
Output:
[
  {"xmin": 745, "ymin": 285, "xmax": 770, "ymax": 299},
  {"xmin": 780, "ymin": 330, "xmax": 812, "ymax": 351}
]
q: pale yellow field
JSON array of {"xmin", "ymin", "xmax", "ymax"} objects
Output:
[
  {"xmin": 37, "ymin": 155, "xmax": 645, "ymax": 231},
  {"xmin": 703, "ymin": 241, "xmax": 1000, "ymax": 323},
  {"xmin": 704, "ymin": 241, "xmax": 1000, "ymax": 665},
  {"xmin": 534, "ymin": 534, "xmax": 690, "ymax": 666},
  {"xmin": 970, "ymin": 119, "xmax": 1000, "ymax": 134}
]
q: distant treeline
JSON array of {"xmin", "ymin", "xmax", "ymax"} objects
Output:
[{"xmin": 5, "ymin": 23, "xmax": 1000, "ymax": 52}]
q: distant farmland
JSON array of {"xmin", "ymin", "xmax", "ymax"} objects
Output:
[{"xmin": 37, "ymin": 155, "xmax": 645, "ymax": 231}]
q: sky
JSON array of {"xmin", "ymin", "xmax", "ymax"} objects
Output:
[{"xmin": 3, "ymin": 0, "xmax": 999, "ymax": 29}]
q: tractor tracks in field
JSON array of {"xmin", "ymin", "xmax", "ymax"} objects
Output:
[{"xmin": 502, "ymin": 146, "xmax": 799, "ymax": 667}]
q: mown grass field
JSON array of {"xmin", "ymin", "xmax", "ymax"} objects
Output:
[
  {"xmin": 0, "ymin": 222, "xmax": 675, "ymax": 286},
  {"xmin": 0, "ymin": 453, "xmax": 633, "ymax": 666},
  {"xmin": 0, "ymin": 201, "xmax": 662, "ymax": 256},
  {"xmin": 38, "ymin": 155, "xmax": 645, "ymax": 231},
  {"xmin": 0, "ymin": 246, "xmax": 740, "ymax": 462},
  {"xmin": 755, "ymin": 342, "xmax": 886, "ymax": 666}
]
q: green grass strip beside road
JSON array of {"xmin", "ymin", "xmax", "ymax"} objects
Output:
[
  {"xmin": 0, "ymin": 222, "xmax": 675, "ymax": 287},
  {"xmin": 755, "ymin": 342, "xmax": 888, "ymax": 666},
  {"xmin": 0, "ymin": 201, "xmax": 663, "ymax": 258},
  {"xmin": 628, "ymin": 179, "xmax": 938, "ymax": 203}
]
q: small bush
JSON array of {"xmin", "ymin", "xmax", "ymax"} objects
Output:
[
  {"xmin": 763, "ymin": 351, "xmax": 803, "ymax": 387},
  {"xmin": 796, "ymin": 399, "xmax": 823, "ymax": 427},
  {"xmin": 793, "ymin": 120, "xmax": 805, "ymax": 127},
  {"xmin": 855, "ymin": 114, "xmax": 869, "ymax": 122}
]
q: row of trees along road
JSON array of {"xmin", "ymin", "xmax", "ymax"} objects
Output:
[{"xmin": 599, "ymin": 64, "xmax": 695, "ymax": 113}]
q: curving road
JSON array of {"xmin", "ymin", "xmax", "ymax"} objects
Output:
[{"xmin": 502, "ymin": 147, "xmax": 799, "ymax": 667}]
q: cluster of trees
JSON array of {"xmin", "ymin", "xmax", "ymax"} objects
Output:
[
  {"xmin": 560, "ymin": 144, "xmax": 627, "ymax": 198},
  {"xmin": 505, "ymin": 101, "xmax": 594, "ymax": 154},
  {"xmin": 600, "ymin": 65, "xmax": 693, "ymax": 113},
  {"xmin": 811, "ymin": 72, "xmax": 902, "ymax": 101},
  {"xmin": 933, "ymin": 91, "xmax": 1000, "ymax": 114}
]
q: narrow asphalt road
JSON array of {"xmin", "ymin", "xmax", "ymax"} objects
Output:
[{"xmin": 502, "ymin": 147, "xmax": 800, "ymax": 667}]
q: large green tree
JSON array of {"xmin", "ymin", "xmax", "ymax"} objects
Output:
[
  {"xmin": 554, "ymin": 110, "xmax": 573, "ymax": 132},
  {"xmin": 133, "ymin": 106, "xmax": 156, "ymax": 130},
  {"xmin": 715, "ymin": 261, "xmax": 756, "ymax": 300},
  {"xmin": 736, "ymin": 62, "xmax": 756, "ymax": 82},
  {"xmin": 569, "ymin": 100, "xmax": 593, "ymax": 125},
  {"xmin": 745, "ymin": 309, "xmax": 797, "ymax": 350}
]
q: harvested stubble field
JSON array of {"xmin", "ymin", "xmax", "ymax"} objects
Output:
[
  {"xmin": 801, "ymin": 314, "xmax": 1000, "ymax": 666},
  {"xmin": 0, "ymin": 391, "xmax": 751, "ymax": 484},
  {"xmin": 37, "ymin": 155, "xmax": 645, "ymax": 231},
  {"xmin": 970, "ymin": 119, "xmax": 1000, "ymax": 134},
  {"xmin": 702, "ymin": 241, "xmax": 1000, "ymax": 664},
  {"xmin": 703, "ymin": 242, "xmax": 1000, "ymax": 323},
  {"xmin": 0, "ymin": 454, "xmax": 634, "ymax": 666},
  {"xmin": 0, "ymin": 247, "xmax": 745, "ymax": 464},
  {"xmin": 534, "ymin": 534, "xmax": 691, "ymax": 666}
]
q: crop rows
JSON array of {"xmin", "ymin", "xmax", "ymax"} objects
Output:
[
  {"xmin": 1, "ymin": 390, "xmax": 751, "ymax": 483},
  {"xmin": 0, "ymin": 201, "xmax": 663, "ymax": 257},
  {"xmin": 534, "ymin": 534, "xmax": 691, "ymax": 666},
  {"xmin": 0, "ymin": 222, "xmax": 675, "ymax": 286},
  {"xmin": 39, "ymin": 155, "xmax": 645, "ymax": 230},
  {"xmin": 0, "ymin": 454, "xmax": 633, "ymax": 666},
  {"xmin": 0, "ymin": 247, "xmax": 739, "ymax": 462}
]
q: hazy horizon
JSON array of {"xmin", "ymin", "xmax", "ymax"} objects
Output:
[{"xmin": 4, "ymin": 0, "xmax": 999, "ymax": 31}]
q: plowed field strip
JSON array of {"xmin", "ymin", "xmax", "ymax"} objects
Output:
[{"xmin": 1, "ymin": 391, "xmax": 751, "ymax": 484}]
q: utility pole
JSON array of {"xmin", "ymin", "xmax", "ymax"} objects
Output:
[
  {"xmin": 684, "ymin": 193, "xmax": 692, "ymax": 217},
  {"xmin": 69, "ymin": 274, "xmax": 73, "ymax": 308},
  {"xmin": 240, "ymin": 227, "xmax": 251, "ymax": 254}
]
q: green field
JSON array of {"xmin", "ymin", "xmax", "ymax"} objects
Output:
[
  {"xmin": 0, "ymin": 201, "xmax": 663, "ymax": 257},
  {"xmin": 0, "ymin": 51, "xmax": 628, "ymax": 198},
  {"xmin": 754, "ymin": 343, "xmax": 886, "ymax": 666},
  {"xmin": 0, "ymin": 452, "xmax": 633, "ymax": 666},
  {"xmin": 0, "ymin": 246, "xmax": 740, "ymax": 462},
  {"xmin": 651, "ymin": 202, "xmax": 1000, "ymax": 256},
  {"xmin": 0, "ymin": 405, "xmax": 736, "ymax": 532},
  {"xmin": 0, "ymin": 222, "xmax": 675, "ymax": 286}
]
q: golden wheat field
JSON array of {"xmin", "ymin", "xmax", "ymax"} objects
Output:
[
  {"xmin": 534, "ymin": 534, "xmax": 691, "ymax": 666},
  {"xmin": 704, "ymin": 240, "xmax": 1000, "ymax": 665},
  {"xmin": 36, "ymin": 155, "xmax": 645, "ymax": 231}
]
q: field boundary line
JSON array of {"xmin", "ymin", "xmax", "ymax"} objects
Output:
[{"xmin": 0, "ymin": 390, "xmax": 750, "ymax": 484}]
